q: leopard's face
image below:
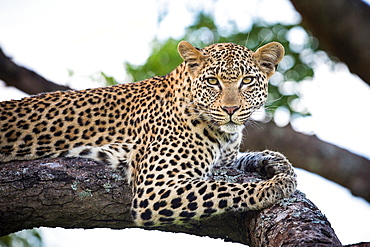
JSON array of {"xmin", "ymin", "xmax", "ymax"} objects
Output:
[
  {"xmin": 178, "ymin": 42, "xmax": 284, "ymax": 133},
  {"xmin": 192, "ymin": 44, "xmax": 268, "ymax": 133}
]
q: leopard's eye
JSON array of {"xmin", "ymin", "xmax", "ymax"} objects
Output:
[
  {"xmin": 241, "ymin": 77, "xmax": 254, "ymax": 85},
  {"xmin": 206, "ymin": 77, "xmax": 219, "ymax": 86}
]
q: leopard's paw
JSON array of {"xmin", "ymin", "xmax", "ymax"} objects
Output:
[
  {"xmin": 248, "ymin": 172, "xmax": 297, "ymax": 210},
  {"xmin": 242, "ymin": 150, "xmax": 296, "ymax": 178}
]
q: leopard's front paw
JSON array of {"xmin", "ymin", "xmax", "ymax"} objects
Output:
[
  {"xmin": 256, "ymin": 173, "xmax": 298, "ymax": 209},
  {"xmin": 260, "ymin": 150, "xmax": 295, "ymax": 178},
  {"xmin": 246, "ymin": 172, "xmax": 297, "ymax": 211},
  {"xmin": 238, "ymin": 150, "xmax": 295, "ymax": 178}
]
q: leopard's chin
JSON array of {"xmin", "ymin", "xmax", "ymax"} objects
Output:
[{"xmin": 219, "ymin": 122, "xmax": 245, "ymax": 134}]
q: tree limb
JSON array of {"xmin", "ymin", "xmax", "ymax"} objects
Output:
[
  {"xmin": 0, "ymin": 47, "xmax": 71, "ymax": 94},
  {"xmin": 0, "ymin": 158, "xmax": 342, "ymax": 246},
  {"xmin": 290, "ymin": 0, "xmax": 370, "ymax": 84},
  {"xmin": 242, "ymin": 122, "xmax": 370, "ymax": 202}
]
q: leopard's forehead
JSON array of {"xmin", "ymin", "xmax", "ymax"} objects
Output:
[
  {"xmin": 201, "ymin": 43, "xmax": 253, "ymax": 59},
  {"xmin": 200, "ymin": 43, "xmax": 257, "ymax": 79}
]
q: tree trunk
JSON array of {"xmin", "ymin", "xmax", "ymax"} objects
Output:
[
  {"xmin": 0, "ymin": 47, "xmax": 71, "ymax": 95},
  {"xmin": 241, "ymin": 122, "xmax": 370, "ymax": 202},
  {"xmin": 0, "ymin": 157, "xmax": 342, "ymax": 246},
  {"xmin": 290, "ymin": 0, "xmax": 370, "ymax": 84}
]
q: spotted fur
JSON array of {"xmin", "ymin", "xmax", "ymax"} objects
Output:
[{"xmin": 0, "ymin": 41, "xmax": 296, "ymax": 226}]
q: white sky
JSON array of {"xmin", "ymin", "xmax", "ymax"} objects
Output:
[{"xmin": 1, "ymin": 0, "xmax": 369, "ymax": 245}]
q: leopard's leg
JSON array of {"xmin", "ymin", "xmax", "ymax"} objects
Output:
[
  {"xmin": 62, "ymin": 143, "xmax": 132, "ymax": 170},
  {"xmin": 131, "ymin": 160, "xmax": 297, "ymax": 226}
]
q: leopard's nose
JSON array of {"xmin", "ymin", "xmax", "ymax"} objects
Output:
[{"xmin": 221, "ymin": 106, "xmax": 240, "ymax": 115}]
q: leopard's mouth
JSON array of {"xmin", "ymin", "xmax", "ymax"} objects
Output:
[{"xmin": 208, "ymin": 111, "xmax": 246, "ymax": 133}]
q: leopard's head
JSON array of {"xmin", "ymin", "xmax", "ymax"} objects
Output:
[{"xmin": 178, "ymin": 41, "xmax": 284, "ymax": 133}]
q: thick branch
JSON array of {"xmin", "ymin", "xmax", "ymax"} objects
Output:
[
  {"xmin": 0, "ymin": 158, "xmax": 341, "ymax": 246},
  {"xmin": 290, "ymin": 0, "xmax": 370, "ymax": 84},
  {"xmin": 0, "ymin": 158, "xmax": 134, "ymax": 235},
  {"xmin": 242, "ymin": 122, "xmax": 370, "ymax": 202},
  {"xmin": 0, "ymin": 47, "xmax": 71, "ymax": 94}
]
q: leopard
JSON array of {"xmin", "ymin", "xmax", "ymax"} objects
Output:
[{"xmin": 0, "ymin": 41, "xmax": 297, "ymax": 226}]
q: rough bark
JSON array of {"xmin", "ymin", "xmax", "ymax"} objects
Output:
[
  {"xmin": 0, "ymin": 47, "xmax": 71, "ymax": 94},
  {"xmin": 241, "ymin": 122, "xmax": 370, "ymax": 202},
  {"xmin": 290, "ymin": 0, "xmax": 370, "ymax": 84},
  {"xmin": 0, "ymin": 157, "xmax": 342, "ymax": 246}
]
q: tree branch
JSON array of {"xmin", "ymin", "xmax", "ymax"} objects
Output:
[
  {"xmin": 242, "ymin": 122, "xmax": 370, "ymax": 202},
  {"xmin": 0, "ymin": 158, "xmax": 342, "ymax": 246},
  {"xmin": 290, "ymin": 0, "xmax": 370, "ymax": 84},
  {"xmin": 0, "ymin": 47, "xmax": 71, "ymax": 94}
]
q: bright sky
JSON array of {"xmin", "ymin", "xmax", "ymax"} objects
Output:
[{"xmin": 0, "ymin": 0, "xmax": 369, "ymax": 245}]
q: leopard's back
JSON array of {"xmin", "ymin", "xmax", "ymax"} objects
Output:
[{"xmin": 0, "ymin": 77, "xmax": 167, "ymax": 163}]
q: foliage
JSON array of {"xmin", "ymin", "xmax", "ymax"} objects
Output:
[
  {"xmin": 125, "ymin": 39, "xmax": 183, "ymax": 83},
  {"xmin": 100, "ymin": 72, "xmax": 119, "ymax": 86},
  {"xmin": 0, "ymin": 229, "xmax": 43, "ymax": 247}
]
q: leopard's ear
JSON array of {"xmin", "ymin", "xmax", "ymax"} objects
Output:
[
  {"xmin": 254, "ymin": 42, "xmax": 284, "ymax": 79},
  {"xmin": 178, "ymin": 41, "xmax": 205, "ymax": 71}
]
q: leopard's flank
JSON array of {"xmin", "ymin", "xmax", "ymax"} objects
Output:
[{"xmin": 0, "ymin": 41, "xmax": 297, "ymax": 226}]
